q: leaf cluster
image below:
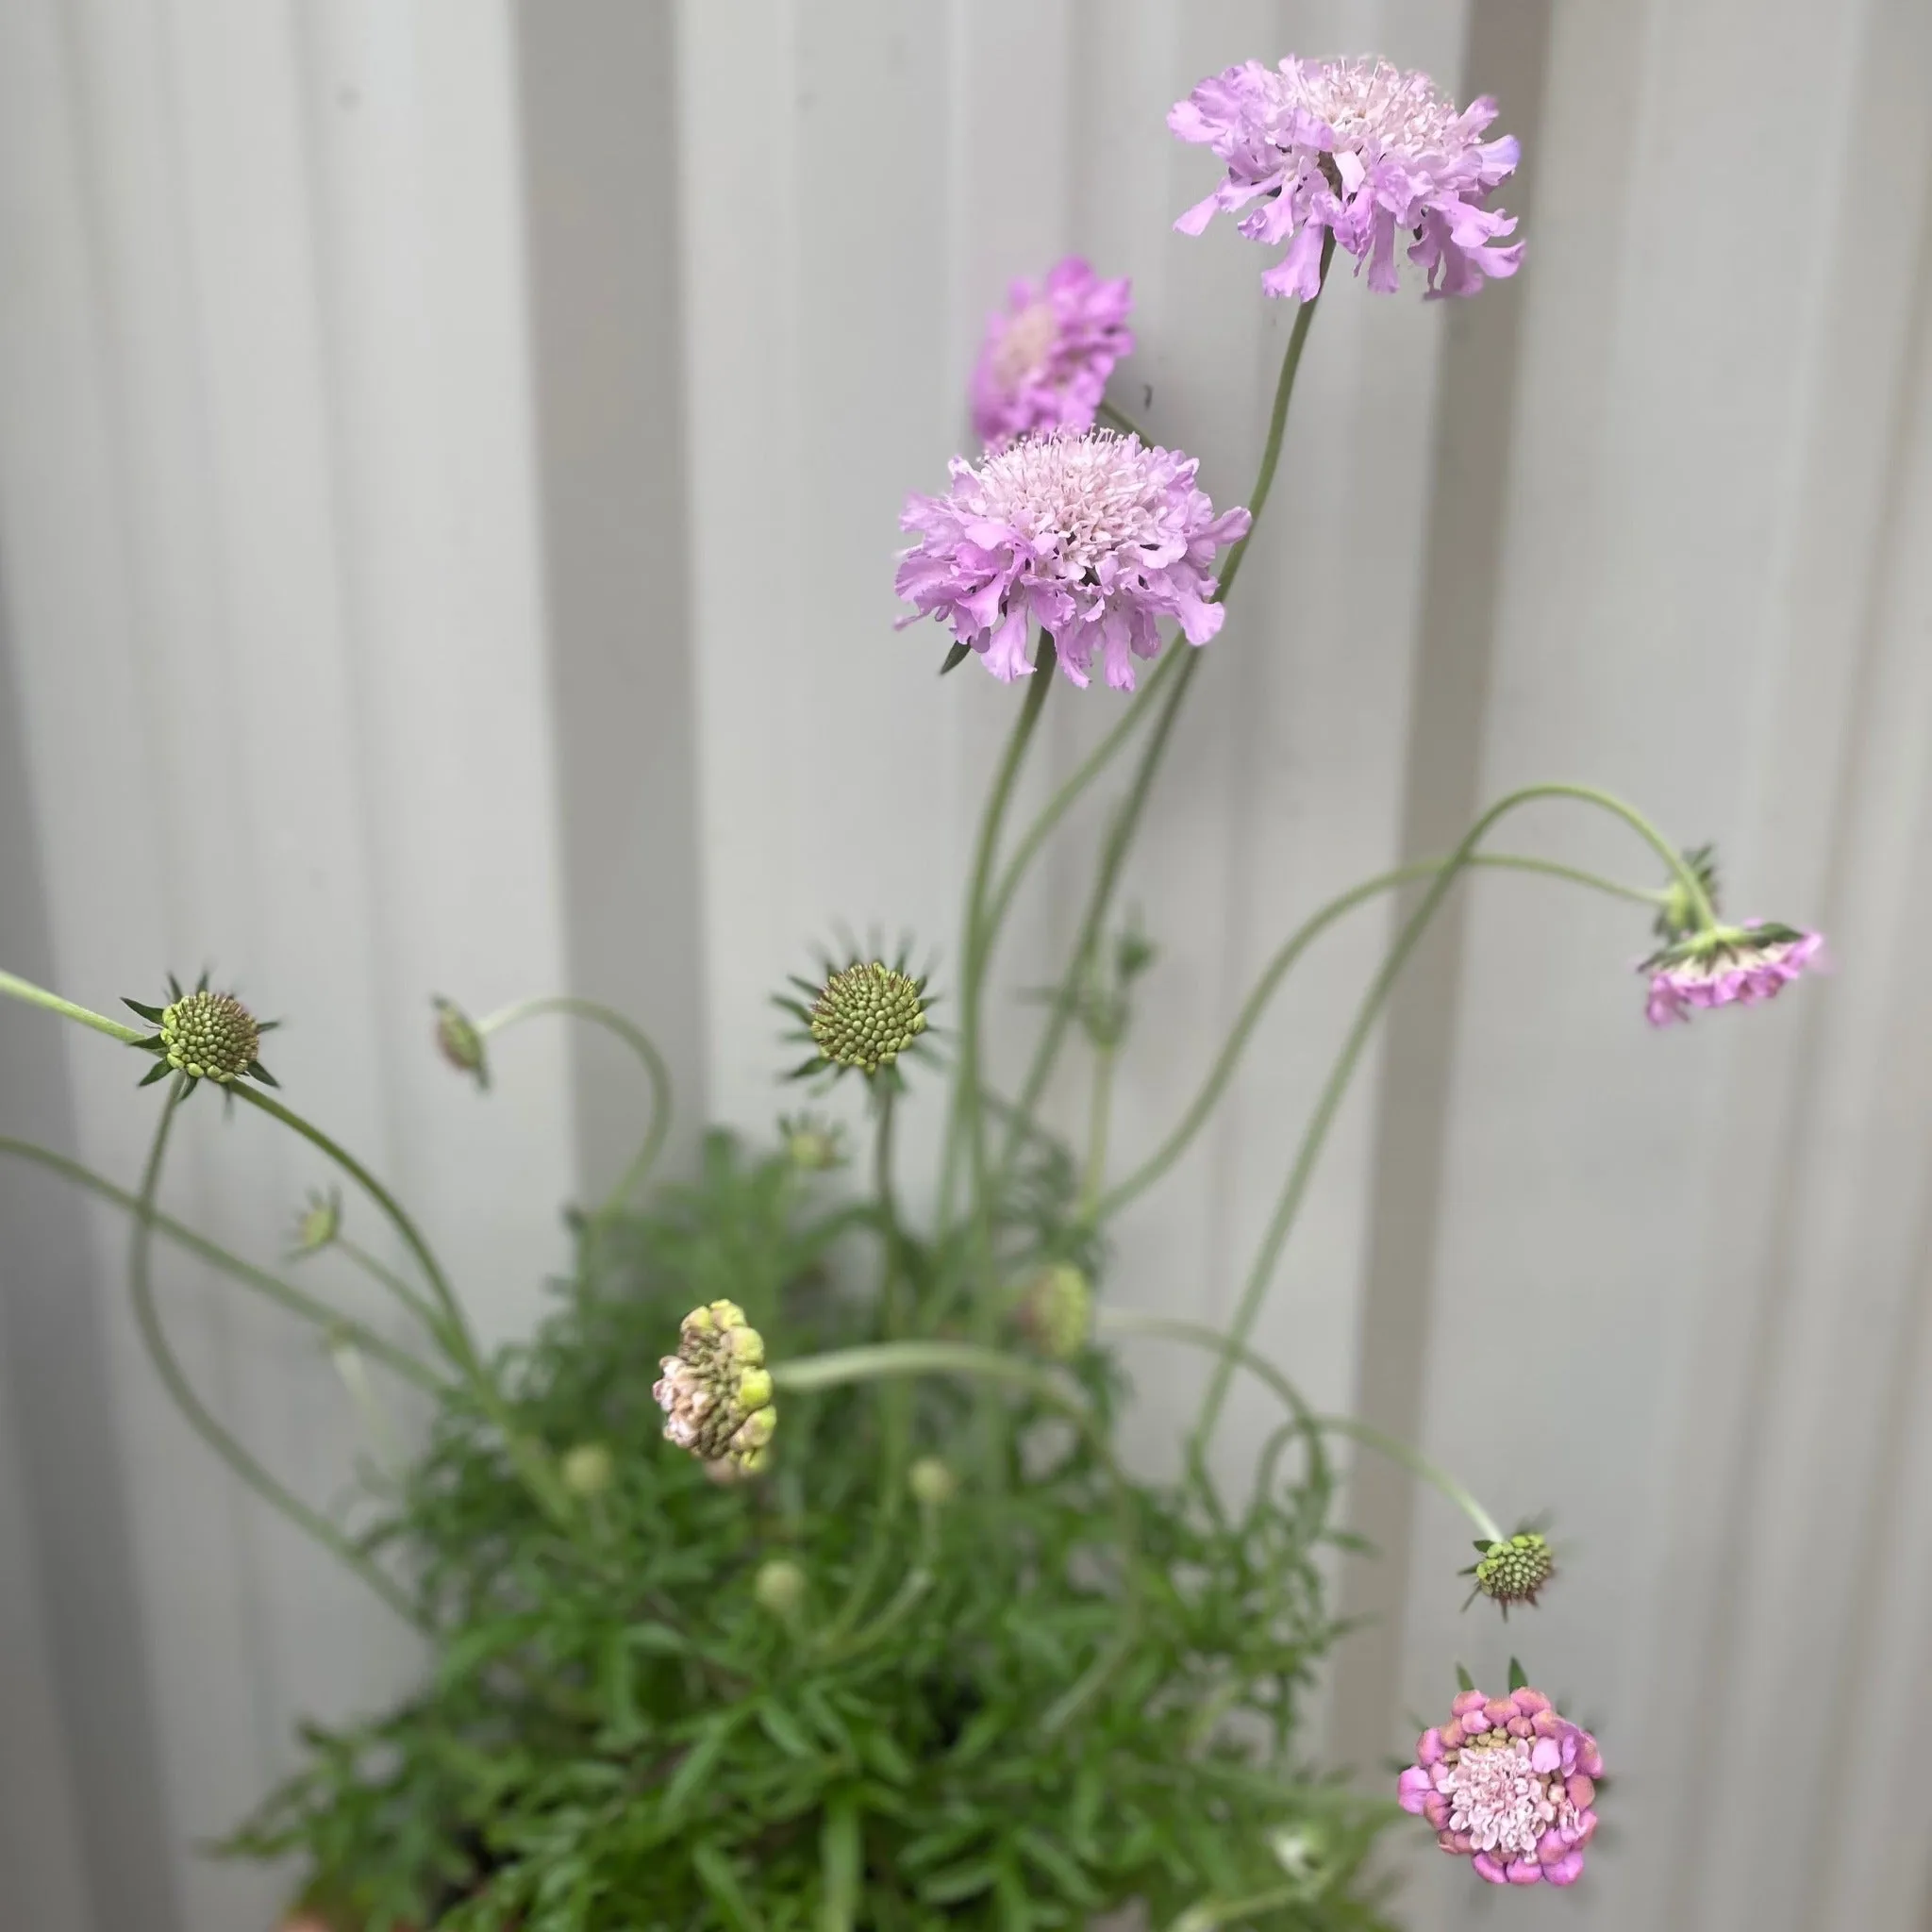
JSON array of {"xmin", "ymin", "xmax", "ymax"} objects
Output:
[{"xmin": 224, "ymin": 1132, "xmax": 1396, "ymax": 1932}]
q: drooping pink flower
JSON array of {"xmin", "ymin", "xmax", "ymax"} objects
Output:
[
  {"xmin": 971, "ymin": 258, "xmax": 1134, "ymax": 449},
  {"xmin": 895, "ymin": 430, "xmax": 1249, "ymax": 691},
  {"xmin": 1397, "ymin": 1685, "xmax": 1603, "ymax": 1889},
  {"xmin": 1169, "ymin": 56, "xmax": 1524, "ymax": 300},
  {"xmin": 1641, "ymin": 922, "xmax": 1825, "ymax": 1026}
]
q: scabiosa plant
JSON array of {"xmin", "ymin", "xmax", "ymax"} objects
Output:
[
  {"xmin": 1170, "ymin": 56, "xmax": 1524, "ymax": 300},
  {"xmin": 1397, "ymin": 1683, "xmax": 1602, "ymax": 1887},
  {"xmin": 653, "ymin": 1299, "xmax": 777, "ymax": 1476},
  {"xmin": 970, "ymin": 256, "xmax": 1135, "ymax": 448},
  {"xmin": 1641, "ymin": 921, "xmax": 1824, "ymax": 1026},
  {"xmin": 1463, "ymin": 1529, "xmax": 1557, "ymax": 1614},
  {"xmin": 896, "ymin": 429, "xmax": 1249, "ymax": 689},
  {"xmin": 123, "ymin": 973, "xmax": 279, "ymax": 1093}
]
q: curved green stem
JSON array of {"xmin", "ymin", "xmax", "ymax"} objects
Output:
[
  {"xmin": 1098, "ymin": 852, "xmax": 1660, "ymax": 1220},
  {"xmin": 475, "ymin": 995, "xmax": 673, "ymax": 1224},
  {"xmin": 1315, "ymin": 1414, "xmax": 1504, "ymax": 1545},
  {"xmin": 333, "ymin": 1233, "xmax": 450, "ymax": 1348},
  {"xmin": 129, "ymin": 1079, "xmax": 424, "ymax": 1626},
  {"xmin": 231, "ymin": 1087, "xmax": 574, "ymax": 1529},
  {"xmin": 0, "ymin": 971, "xmax": 143, "ymax": 1042},
  {"xmin": 773, "ymin": 1341, "xmax": 1140, "ymax": 1731},
  {"xmin": 874, "ymin": 1084, "xmax": 904, "ymax": 1337},
  {"xmin": 1194, "ymin": 782, "xmax": 1714, "ymax": 1454},
  {"xmin": 1077, "ymin": 1042, "xmax": 1117, "ymax": 1221},
  {"xmin": 0, "ymin": 1137, "xmax": 441, "ymax": 1395},
  {"xmin": 1095, "ymin": 396, "xmax": 1149, "ymax": 441},
  {"xmin": 1213, "ymin": 231, "xmax": 1334, "ymax": 607}
]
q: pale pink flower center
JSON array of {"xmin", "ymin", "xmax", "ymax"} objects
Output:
[
  {"xmin": 989, "ymin": 300, "xmax": 1060, "ymax": 389},
  {"xmin": 973, "ymin": 432, "xmax": 1168, "ymax": 577},
  {"xmin": 1287, "ymin": 56, "xmax": 1462, "ymax": 156},
  {"xmin": 1440, "ymin": 1737, "xmax": 1577, "ymax": 1858}
]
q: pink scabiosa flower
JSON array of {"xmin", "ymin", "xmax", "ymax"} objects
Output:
[
  {"xmin": 971, "ymin": 258, "xmax": 1134, "ymax": 449},
  {"xmin": 1641, "ymin": 922, "xmax": 1824, "ymax": 1026},
  {"xmin": 1169, "ymin": 56, "xmax": 1524, "ymax": 300},
  {"xmin": 1397, "ymin": 1685, "xmax": 1603, "ymax": 1888},
  {"xmin": 894, "ymin": 430, "xmax": 1250, "ymax": 691}
]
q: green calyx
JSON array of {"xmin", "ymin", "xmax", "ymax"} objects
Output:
[
  {"xmin": 1465, "ymin": 1530, "xmax": 1555, "ymax": 1614},
  {"xmin": 432, "ymin": 996, "xmax": 490, "ymax": 1089},
  {"xmin": 1653, "ymin": 842, "xmax": 1721, "ymax": 941},
  {"xmin": 123, "ymin": 974, "xmax": 278, "ymax": 1093},
  {"xmin": 806, "ymin": 961, "xmax": 928, "ymax": 1076}
]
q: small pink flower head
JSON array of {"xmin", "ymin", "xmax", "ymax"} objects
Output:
[
  {"xmin": 895, "ymin": 429, "xmax": 1250, "ymax": 691},
  {"xmin": 1169, "ymin": 56, "xmax": 1524, "ymax": 300},
  {"xmin": 1641, "ymin": 922, "xmax": 1825, "ymax": 1027},
  {"xmin": 1397, "ymin": 1683, "xmax": 1603, "ymax": 1889},
  {"xmin": 970, "ymin": 258, "xmax": 1134, "ymax": 449}
]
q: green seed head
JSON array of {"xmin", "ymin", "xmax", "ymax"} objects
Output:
[
  {"xmin": 1473, "ymin": 1531, "xmax": 1556, "ymax": 1610},
  {"xmin": 808, "ymin": 961, "xmax": 928, "ymax": 1075},
  {"xmin": 160, "ymin": 990, "xmax": 260, "ymax": 1084},
  {"xmin": 560, "ymin": 1441, "xmax": 615, "ymax": 1498}
]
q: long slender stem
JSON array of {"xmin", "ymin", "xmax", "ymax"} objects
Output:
[
  {"xmin": 128, "ymin": 1079, "xmax": 424, "ymax": 1625},
  {"xmin": 1194, "ymin": 782, "xmax": 1718, "ymax": 1454},
  {"xmin": 958, "ymin": 636, "xmax": 1058, "ymax": 1340},
  {"xmin": 1098, "ymin": 851, "xmax": 1661, "ymax": 1220},
  {"xmin": 773, "ymin": 1341, "xmax": 1140, "ymax": 1730},
  {"xmin": 1077, "ymin": 1042, "xmax": 1116, "ymax": 1222},
  {"xmin": 475, "ymin": 995, "xmax": 674, "ymax": 1224},
  {"xmin": 334, "ymin": 1233, "xmax": 450, "ymax": 1345},
  {"xmin": 1213, "ymin": 231, "xmax": 1334, "ymax": 607},
  {"xmin": 874, "ymin": 1084, "xmax": 904, "ymax": 1337},
  {"xmin": 0, "ymin": 1137, "xmax": 441, "ymax": 1394},
  {"xmin": 1315, "ymin": 1414, "xmax": 1504, "ymax": 1545},
  {"xmin": 0, "ymin": 970, "xmax": 143, "ymax": 1041}
]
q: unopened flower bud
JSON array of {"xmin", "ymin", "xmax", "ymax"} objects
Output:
[
  {"xmin": 161, "ymin": 989, "xmax": 261, "ymax": 1084},
  {"xmin": 1015, "ymin": 1262, "xmax": 1092, "ymax": 1359},
  {"xmin": 432, "ymin": 996, "xmax": 490, "ymax": 1089},
  {"xmin": 290, "ymin": 1189, "xmax": 341, "ymax": 1257},
  {"xmin": 808, "ymin": 961, "xmax": 929, "ymax": 1076},
  {"xmin": 754, "ymin": 1557, "xmax": 807, "ymax": 1617},
  {"xmin": 1468, "ymin": 1531, "xmax": 1556, "ymax": 1614},
  {"xmin": 779, "ymin": 1111, "xmax": 845, "ymax": 1172},
  {"xmin": 561, "ymin": 1441, "xmax": 615, "ymax": 1498},
  {"xmin": 653, "ymin": 1300, "xmax": 778, "ymax": 1476},
  {"xmin": 908, "ymin": 1457, "xmax": 957, "ymax": 1508}
]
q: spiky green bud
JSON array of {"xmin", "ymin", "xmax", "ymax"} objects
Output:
[
  {"xmin": 290, "ymin": 1189, "xmax": 341, "ymax": 1257},
  {"xmin": 1470, "ymin": 1531, "xmax": 1556, "ymax": 1612},
  {"xmin": 561, "ymin": 1441, "xmax": 615, "ymax": 1497},
  {"xmin": 432, "ymin": 996, "xmax": 489, "ymax": 1089},
  {"xmin": 808, "ymin": 961, "xmax": 928, "ymax": 1075},
  {"xmin": 158, "ymin": 989, "xmax": 260, "ymax": 1084},
  {"xmin": 779, "ymin": 1112, "xmax": 845, "ymax": 1172}
]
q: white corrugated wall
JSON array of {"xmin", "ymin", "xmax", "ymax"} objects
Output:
[{"xmin": 1, "ymin": 4, "xmax": 1927, "ymax": 1929}]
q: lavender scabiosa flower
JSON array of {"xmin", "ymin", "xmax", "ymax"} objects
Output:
[
  {"xmin": 1397, "ymin": 1685, "xmax": 1603, "ymax": 1888},
  {"xmin": 970, "ymin": 257, "xmax": 1134, "ymax": 449},
  {"xmin": 895, "ymin": 430, "xmax": 1250, "ymax": 690},
  {"xmin": 1641, "ymin": 922, "xmax": 1824, "ymax": 1027},
  {"xmin": 1169, "ymin": 56, "xmax": 1524, "ymax": 300}
]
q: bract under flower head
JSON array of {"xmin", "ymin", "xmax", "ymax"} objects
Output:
[
  {"xmin": 653, "ymin": 1300, "xmax": 777, "ymax": 1477},
  {"xmin": 971, "ymin": 257, "xmax": 1134, "ymax": 449},
  {"xmin": 896, "ymin": 429, "xmax": 1250, "ymax": 690},
  {"xmin": 1397, "ymin": 1685, "xmax": 1602, "ymax": 1888},
  {"xmin": 1641, "ymin": 922, "xmax": 1824, "ymax": 1027},
  {"xmin": 1170, "ymin": 55, "xmax": 1524, "ymax": 300}
]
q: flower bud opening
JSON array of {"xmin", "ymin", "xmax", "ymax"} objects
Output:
[
  {"xmin": 561, "ymin": 1441, "xmax": 615, "ymax": 1498},
  {"xmin": 653, "ymin": 1300, "xmax": 778, "ymax": 1476},
  {"xmin": 1015, "ymin": 1262, "xmax": 1092, "ymax": 1359}
]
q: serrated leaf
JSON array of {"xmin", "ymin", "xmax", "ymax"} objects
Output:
[
  {"xmin": 1455, "ymin": 1662, "xmax": 1475, "ymax": 1692},
  {"xmin": 939, "ymin": 641, "xmax": 972, "ymax": 676},
  {"xmin": 1507, "ymin": 1656, "xmax": 1528, "ymax": 1691}
]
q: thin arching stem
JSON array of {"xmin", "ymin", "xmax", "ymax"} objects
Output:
[
  {"xmin": 1097, "ymin": 851, "xmax": 1661, "ymax": 1221},
  {"xmin": 475, "ymin": 995, "xmax": 674, "ymax": 1224},
  {"xmin": 0, "ymin": 1137, "xmax": 441, "ymax": 1395},
  {"xmin": 1194, "ymin": 782, "xmax": 1721, "ymax": 1455},
  {"xmin": 128, "ymin": 1079, "xmax": 424, "ymax": 1626},
  {"xmin": 0, "ymin": 971, "xmax": 143, "ymax": 1042}
]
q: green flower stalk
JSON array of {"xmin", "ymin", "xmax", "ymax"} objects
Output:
[{"xmin": 653, "ymin": 1301, "xmax": 777, "ymax": 1476}]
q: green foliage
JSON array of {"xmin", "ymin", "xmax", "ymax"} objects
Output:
[{"xmin": 224, "ymin": 1131, "xmax": 1396, "ymax": 1932}]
